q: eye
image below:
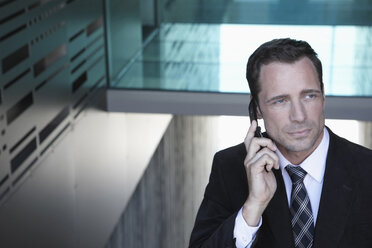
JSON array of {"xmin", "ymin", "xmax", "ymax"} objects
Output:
[
  {"xmin": 274, "ymin": 98, "xmax": 285, "ymax": 104},
  {"xmin": 305, "ymin": 93, "xmax": 317, "ymax": 99}
]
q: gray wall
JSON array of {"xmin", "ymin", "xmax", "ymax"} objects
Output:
[
  {"xmin": 106, "ymin": 115, "xmax": 220, "ymax": 248},
  {"xmin": 0, "ymin": 92, "xmax": 171, "ymax": 248},
  {"xmin": 0, "ymin": 0, "xmax": 148, "ymax": 247},
  {"xmin": 360, "ymin": 122, "xmax": 372, "ymax": 150}
]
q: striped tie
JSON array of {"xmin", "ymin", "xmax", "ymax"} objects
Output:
[{"xmin": 286, "ymin": 165, "xmax": 314, "ymax": 248}]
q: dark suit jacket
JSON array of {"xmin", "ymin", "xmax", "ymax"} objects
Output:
[{"xmin": 189, "ymin": 128, "xmax": 372, "ymax": 248}]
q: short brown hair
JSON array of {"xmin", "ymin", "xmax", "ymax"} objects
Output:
[{"xmin": 246, "ymin": 38, "xmax": 323, "ymax": 102}]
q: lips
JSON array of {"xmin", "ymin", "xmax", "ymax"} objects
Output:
[{"xmin": 287, "ymin": 129, "xmax": 311, "ymax": 138}]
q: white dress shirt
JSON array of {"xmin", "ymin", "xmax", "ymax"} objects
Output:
[{"xmin": 234, "ymin": 128, "xmax": 330, "ymax": 248}]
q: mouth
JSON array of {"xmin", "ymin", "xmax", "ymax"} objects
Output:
[{"xmin": 287, "ymin": 129, "xmax": 311, "ymax": 138}]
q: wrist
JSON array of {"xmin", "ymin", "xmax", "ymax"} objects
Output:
[{"xmin": 242, "ymin": 198, "xmax": 268, "ymax": 226}]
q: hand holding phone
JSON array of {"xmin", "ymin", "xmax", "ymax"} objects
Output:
[{"xmin": 241, "ymin": 99, "xmax": 279, "ymax": 226}]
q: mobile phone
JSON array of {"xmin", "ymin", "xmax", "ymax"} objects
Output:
[{"xmin": 249, "ymin": 99, "xmax": 263, "ymax": 138}]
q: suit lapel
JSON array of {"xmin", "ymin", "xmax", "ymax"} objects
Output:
[
  {"xmin": 263, "ymin": 168, "xmax": 295, "ymax": 248},
  {"xmin": 313, "ymin": 130, "xmax": 356, "ymax": 248}
]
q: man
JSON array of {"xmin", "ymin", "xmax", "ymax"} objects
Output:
[{"xmin": 189, "ymin": 38, "xmax": 372, "ymax": 248}]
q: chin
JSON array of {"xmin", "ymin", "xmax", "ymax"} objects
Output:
[
  {"xmin": 287, "ymin": 143, "xmax": 314, "ymax": 153},
  {"xmin": 275, "ymin": 133, "xmax": 314, "ymax": 153},
  {"xmin": 287, "ymin": 134, "xmax": 320, "ymax": 153}
]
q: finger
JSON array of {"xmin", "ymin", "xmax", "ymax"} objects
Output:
[
  {"xmin": 244, "ymin": 120, "xmax": 258, "ymax": 152},
  {"xmin": 246, "ymin": 146, "xmax": 271, "ymax": 165},
  {"xmin": 249, "ymin": 148, "xmax": 279, "ymax": 170},
  {"xmin": 246, "ymin": 149, "xmax": 279, "ymax": 172},
  {"xmin": 265, "ymin": 160, "xmax": 276, "ymax": 171},
  {"xmin": 246, "ymin": 137, "xmax": 277, "ymax": 162},
  {"xmin": 249, "ymin": 154, "xmax": 276, "ymax": 174}
]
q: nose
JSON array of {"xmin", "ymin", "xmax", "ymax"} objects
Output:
[{"xmin": 289, "ymin": 100, "xmax": 306, "ymax": 123}]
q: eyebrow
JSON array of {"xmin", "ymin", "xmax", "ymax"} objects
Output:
[
  {"xmin": 302, "ymin": 89, "xmax": 322, "ymax": 95},
  {"xmin": 265, "ymin": 89, "xmax": 322, "ymax": 103},
  {"xmin": 265, "ymin": 94, "xmax": 288, "ymax": 103}
]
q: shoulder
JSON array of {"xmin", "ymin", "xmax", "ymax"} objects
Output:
[
  {"xmin": 329, "ymin": 128, "xmax": 372, "ymax": 160},
  {"xmin": 212, "ymin": 143, "xmax": 247, "ymax": 174},
  {"xmin": 214, "ymin": 142, "xmax": 246, "ymax": 162},
  {"xmin": 210, "ymin": 143, "xmax": 247, "ymax": 183},
  {"xmin": 208, "ymin": 143, "xmax": 247, "ymax": 183},
  {"xmin": 207, "ymin": 143, "xmax": 248, "ymax": 209},
  {"xmin": 328, "ymin": 127, "xmax": 372, "ymax": 176}
]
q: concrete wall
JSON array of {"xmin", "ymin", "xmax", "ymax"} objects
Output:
[
  {"xmin": 0, "ymin": 1, "xmax": 162, "ymax": 247},
  {"xmin": 106, "ymin": 115, "xmax": 220, "ymax": 248}
]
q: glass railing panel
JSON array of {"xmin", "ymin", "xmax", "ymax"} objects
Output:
[{"xmin": 113, "ymin": 23, "xmax": 372, "ymax": 97}]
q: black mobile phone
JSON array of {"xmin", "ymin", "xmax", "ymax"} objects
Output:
[{"xmin": 249, "ymin": 99, "xmax": 263, "ymax": 138}]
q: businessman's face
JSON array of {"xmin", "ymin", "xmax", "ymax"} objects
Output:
[{"xmin": 257, "ymin": 57, "xmax": 325, "ymax": 163}]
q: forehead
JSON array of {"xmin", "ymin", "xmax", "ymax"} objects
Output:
[{"xmin": 258, "ymin": 57, "xmax": 320, "ymax": 97}]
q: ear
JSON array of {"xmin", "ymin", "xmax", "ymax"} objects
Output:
[
  {"xmin": 257, "ymin": 105, "xmax": 263, "ymax": 119},
  {"xmin": 255, "ymin": 97, "xmax": 263, "ymax": 119}
]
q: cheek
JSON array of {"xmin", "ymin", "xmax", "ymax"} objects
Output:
[
  {"xmin": 263, "ymin": 112, "xmax": 286, "ymax": 133},
  {"xmin": 307, "ymin": 103, "xmax": 324, "ymax": 121}
]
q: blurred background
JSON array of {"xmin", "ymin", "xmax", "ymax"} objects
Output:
[{"xmin": 0, "ymin": 0, "xmax": 371, "ymax": 247}]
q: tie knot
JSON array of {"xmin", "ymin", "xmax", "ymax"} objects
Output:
[{"xmin": 286, "ymin": 165, "xmax": 307, "ymax": 184}]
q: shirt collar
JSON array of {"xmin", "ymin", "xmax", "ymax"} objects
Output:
[{"xmin": 276, "ymin": 127, "xmax": 330, "ymax": 183}]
